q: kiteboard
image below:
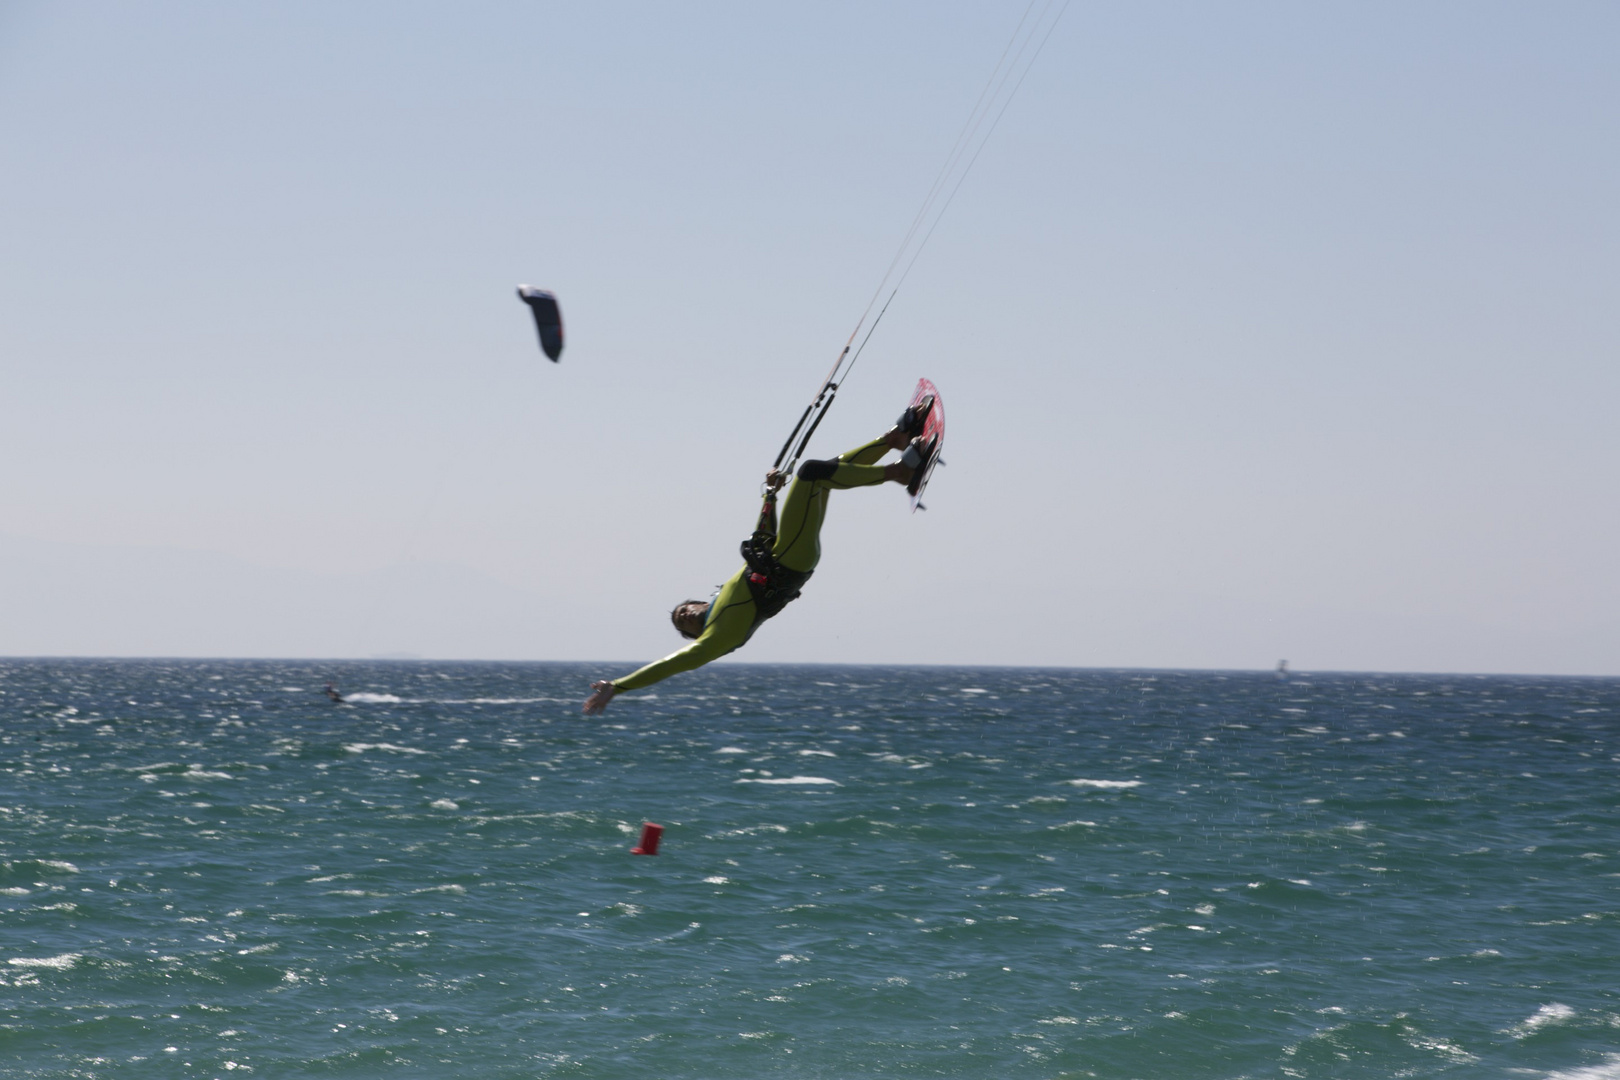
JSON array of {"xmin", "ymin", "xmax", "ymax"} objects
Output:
[{"xmin": 904, "ymin": 378, "xmax": 944, "ymax": 511}]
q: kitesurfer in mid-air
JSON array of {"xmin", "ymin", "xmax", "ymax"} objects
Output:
[{"xmin": 582, "ymin": 399, "xmax": 938, "ymax": 714}]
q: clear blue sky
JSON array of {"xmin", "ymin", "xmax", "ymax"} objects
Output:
[{"xmin": 3, "ymin": 1, "xmax": 1617, "ymax": 674}]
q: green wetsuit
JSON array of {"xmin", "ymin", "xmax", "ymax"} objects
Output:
[{"xmin": 611, "ymin": 436, "xmax": 892, "ymax": 692}]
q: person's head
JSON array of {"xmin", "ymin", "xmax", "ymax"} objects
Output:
[{"xmin": 670, "ymin": 600, "xmax": 710, "ymax": 639}]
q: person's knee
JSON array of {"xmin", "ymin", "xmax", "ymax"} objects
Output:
[{"xmin": 797, "ymin": 459, "xmax": 838, "ymax": 482}]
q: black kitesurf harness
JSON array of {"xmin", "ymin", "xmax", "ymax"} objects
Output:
[{"xmin": 738, "ymin": 488, "xmax": 812, "ymax": 626}]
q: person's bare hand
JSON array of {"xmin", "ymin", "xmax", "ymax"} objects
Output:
[
  {"xmin": 583, "ymin": 680, "xmax": 617, "ymax": 715},
  {"xmin": 764, "ymin": 468, "xmax": 789, "ymax": 492}
]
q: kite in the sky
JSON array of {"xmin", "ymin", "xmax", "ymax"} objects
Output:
[{"xmin": 516, "ymin": 285, "xmax": 564, "ymax": 361}]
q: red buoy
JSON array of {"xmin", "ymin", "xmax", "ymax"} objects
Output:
[{"xmin": 631, "ymin": 822, "xmax": 663, "ymax": 856}]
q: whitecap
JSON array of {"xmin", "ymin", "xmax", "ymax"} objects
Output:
[
  {"xmin": 1545, "ymin": 1053, "xmax": 1620, "ymax": 1080},
  {"xmin": 35, "ymin": 860, "xmax": 79, "ymax": 874},
  {"xmin": 797, "ymin": 749, "xmax": 837, "ymax": 757},
  {"xmin": 412, "ymin": 884, "xmax": 466, "ymax": 894},
  {"xmin": 703, "ymin": 876, "xmax": 730, "ymax": 884},
  {"xmin": 181, "ymin": 769, "xmax": 233, "ymax": 781},
  {"xmin": 1047, "ymin": 820, "xmax": 1098, "ymax": 829},
  {"xmin": 1510, "ymin": 1002, "xmax": 1576, "ymax": 1037},
  {"xmin": 343, "ymin": 693, "xmax": 403, "ymax": 704},
  {"xmin": 428, "ymin": 697, "xmax": 564, "ymax": 705},
  {"xmin": 714, "ymin": 747, "xmax": 747, "ymax": 754},
  {"xmin": 429, "ymin": 799, "xmax": 460, "ymax": 810},
  {"xmin": 961, "ymin": 688, "xmax": 989, "ymax": 694},
  {"xmin": 1067, "ymin": 779, "xmax": 1142, "ymax": 790},
  {"xmin": 343, "ymin": 743, "xmax": 428, "ymax": 755},
  {"xmin": 8, "ymin": 953, "xmax": 80, "ymax": 970},
  {"xmin": 736, "ymin": 776, "xmax": 840, "ymax": 786}
]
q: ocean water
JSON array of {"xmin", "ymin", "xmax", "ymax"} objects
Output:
[{"xmin": 1, "ymin": 660, "xmax": 1617, "ymax": 1079}]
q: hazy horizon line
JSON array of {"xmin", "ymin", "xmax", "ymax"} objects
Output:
[{"xmin": 4, "ymin": 655, "xmax": 1615, "ymax": 681}]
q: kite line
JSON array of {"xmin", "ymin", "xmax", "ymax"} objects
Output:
[{"xmin": 772, "ymin": 0, "xmax": 1072, "ymax": 475}]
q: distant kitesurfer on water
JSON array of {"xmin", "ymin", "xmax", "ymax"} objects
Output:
[
  {"xmin": 583, "ymin": 396, "xmax": 939, "ymax": 714},
  {"xmin": 324, "ymin": 683, "xmax": 344, "ymax": 703}
]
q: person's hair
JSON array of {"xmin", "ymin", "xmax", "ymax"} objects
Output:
[{"xmin": 671, "ymin": 599, "xmax": 708, "ymax": 639}]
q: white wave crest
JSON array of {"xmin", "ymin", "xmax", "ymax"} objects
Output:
[
  {"xmin": 1510, "ymin": 1002, "xmax": 1576, "ymax": 1038},
  {"xmin": 1067, "ymin": 779, "xmax": 1142, "ymax": 790},
  {"xmin": 343, "ymin": 693, "xmax": 402, "ymax": 704},
  {"xmin": 429, "ymin": 799, "xmax": 459, "ymax": 810},
  {"xmin": 736, "ymin": 776, "xmax": 840, "ymax": 786},
  {"xmin": 8, "ymin": 953, "xmax": 80, "ymax": 970},
  {"xmin": 343, "ymin": 743, "xmax": 428, "ymax": 755},
  {"xmin": 1545, "ymin": 1054, "xmax": 1620, "ymax": 1080},
  {"xmin": 34, "ymin": 860, "xmax": 79, "ymax": 874}
]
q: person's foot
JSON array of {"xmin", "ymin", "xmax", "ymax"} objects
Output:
[
  {"xmin": 901, "ymin": 434, "xmax": 938, "ymax": 496},
  {"xmin": 895, "ymin": 394, "xmax": 935, "ymax": 439}
]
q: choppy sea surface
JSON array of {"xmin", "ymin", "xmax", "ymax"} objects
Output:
[{"xmin": 1, "ymin": 660, "xmax": 1617, "ymax": 1079}]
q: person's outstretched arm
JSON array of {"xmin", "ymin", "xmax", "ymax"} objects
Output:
[{"xmin": 583, "ymin": 574, "xmax": 755, "ymax": 713}]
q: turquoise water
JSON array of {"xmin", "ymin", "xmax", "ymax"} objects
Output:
[{"xmin": 2, "ymin": 660, "xmax": 1617, "ymax": 1078}]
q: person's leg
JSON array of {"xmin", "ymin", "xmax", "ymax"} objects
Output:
[
  {"xmin": 839, "ymin": 434, "xmax": 893, "ymax": 467},
  {"xmin": 773, "ymin": 436, "xmax": 896, "ymax": 572}
]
